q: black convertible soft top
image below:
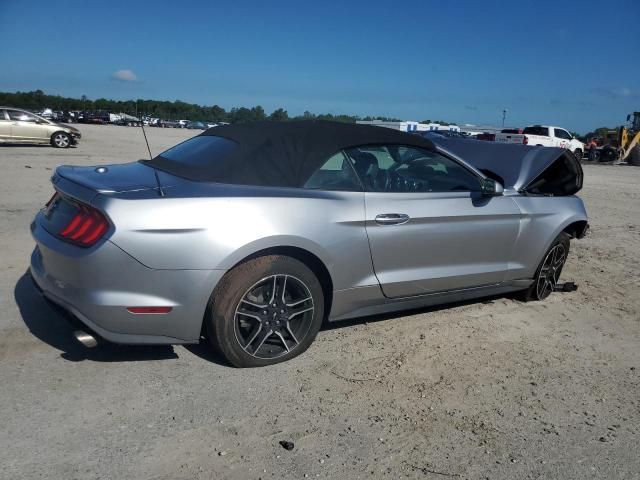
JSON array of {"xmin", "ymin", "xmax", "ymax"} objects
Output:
[{"xmin": 145, "ymin": 120, "xmax": 435, "ymax": 187}]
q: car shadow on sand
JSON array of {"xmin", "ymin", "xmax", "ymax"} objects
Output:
[
  {"xmin": 15, "ymin": 271, "xmax": 520, "ymax": 366},
  {"xmin": 320, "ymin": 295, "xmax": 509, "ymax": 332},
  {"xmin": 14, "ymin": 273, "xmax": 179, "ymax": 363}
]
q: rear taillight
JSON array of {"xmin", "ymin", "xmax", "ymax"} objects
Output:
[
  {"xmin": 58, "ymin": 202, "xmax": 109, "ymax": 247},
  {"xmin": 523, "ymin": 136, "xmax": 529, "ymax": 145}
]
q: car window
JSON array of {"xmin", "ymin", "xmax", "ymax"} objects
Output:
[
  {"xmin": 344, "ymin": 145, "xmax": 481, "ymax": 193},
  {"xmin": 554, "ymin": 128, "xmax": 572, "ymax": 140},
  {"xmin": 303, "ymin": 151, "xmax": 361, "ymax": 191},
  {"xmin": 523, "ymin": 126, "xmax": 549, "ymax": 136},
  {"xmin": 0, "ymin": 109, "xmax": 7, "ymax": 120},
  {"xmin": 7, "ymin": 110, "xmax": 38, "ymax": 122},
  {"xmin": 157, "ymin": 135, "xmax": 237, "ymax": 166}
]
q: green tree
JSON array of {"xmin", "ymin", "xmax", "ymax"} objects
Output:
[{"xmin": 269, "ymin": 108, "xmax": 289, "ymax": 121}]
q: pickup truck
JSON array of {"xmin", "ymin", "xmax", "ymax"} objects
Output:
[{"xmin": 495, "ymin": 125, "xmax": 584, "ymax": 159}]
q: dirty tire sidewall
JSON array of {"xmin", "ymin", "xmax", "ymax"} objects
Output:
[{"xmin": 206, "ymin": 255, "xmax": 324, "ymax": 368}]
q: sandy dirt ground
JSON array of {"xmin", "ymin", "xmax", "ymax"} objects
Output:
[{"xmin": 0, "ymin": 124, "xmax": 638, "ymax": 479}]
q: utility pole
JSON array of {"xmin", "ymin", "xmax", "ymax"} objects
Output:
[{"xmin": 502, "ymin": 109, "xmax": 507, "ymax": 128}]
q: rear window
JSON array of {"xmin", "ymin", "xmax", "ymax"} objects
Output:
[
  {"xmin": 156, "ymin": 135, "xmax": 237, "ymax": 167},
  {"xmin": 523, "ymin": 126, "xmax": 549, "ymax": 136}
]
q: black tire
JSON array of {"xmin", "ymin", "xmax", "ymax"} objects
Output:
[
  {"xmin": 521, "ymin": 232, "xmax": 571, "ymax": 301},
  {"xmin": 50, "ymin": 131, "xmax": 71, "ymax": 148},
  {"xmin": 600, "ymin": 146, "xmax": 617, "ymax": 162},
  {"xmin": 206, "ymin": 255, "xmax": 325, "ymax": 367},
  {"xmin": 629, "ymin": 145, "xmax": 640, "ymax": 166},
  {"xmin": 573, "ymin": 149, "xmax": 583, "ymax": 161}
]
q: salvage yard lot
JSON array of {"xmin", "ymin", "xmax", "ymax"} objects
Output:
[{"xmin": 0, "ymin": 124, "xmax": 639, "ymax": 479}]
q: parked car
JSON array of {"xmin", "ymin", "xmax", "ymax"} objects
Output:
[
  {"xmin": 178, "ymin": 120, "xmax": 189, "ymax": 128},
  {"xmin": 186, "ymin": 121, "xmax": 207, "ymax": 129},
  {"xmin": 162, "ymin": 119, "xmax": 182, "ymax": 128},
  {"xmin": 79, "ymin": 111, "xmax": 110, "ymax": 125},
  {"xmin": 55, "ymin": 111, "xmax": 77, "ymax": 123},
  {"xmin": 475, "ymin": 132, "xmax": 496, "ymax": 141},
  {"xmin": 29, "ymin": 121, "xmax": 587, "ymax": 367},
  {"xmin": 495, "ymin": 125, "xmax": 585, "ymax": 160},
  {"xmin": 0, "ymin": 107, "xmax": 81, "ymax": 147}
]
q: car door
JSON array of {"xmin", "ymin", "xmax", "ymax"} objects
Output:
[
  {"xmin": 345, "ymin": 145, "xmax": 522, "ymax": 298},
  {"xmin": 553, "ymin": 128, "xmax": 572, "ymax": 149},
  {"xmin": 0, "ymin": 109, "xmax": 10, "ymax": 140},
  {"xmin": 6, "ymin": 109, "xmax": 49, "ymax": 142}
]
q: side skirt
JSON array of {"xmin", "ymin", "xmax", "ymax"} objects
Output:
[{"xmin": 328, "ymin": 279, "xmax": 533, "ymax": 323}]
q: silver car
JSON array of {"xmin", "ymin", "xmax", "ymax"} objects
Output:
[
  {"xmin": 0, "ymin": 107, "xmax": 81, "ymax": 147},
  {"xmin": 29, "ymin": 121, "xmax": 588, "ymax": 367}
]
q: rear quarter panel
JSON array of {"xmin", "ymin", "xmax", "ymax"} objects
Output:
[{"xmin": 95, "ymin": 188, "xmax": 376, "ymax": 291}]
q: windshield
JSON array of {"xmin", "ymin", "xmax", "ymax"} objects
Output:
[{"xmin": 155, "ymin": 135, "xmax": 237, "ymax": 168}]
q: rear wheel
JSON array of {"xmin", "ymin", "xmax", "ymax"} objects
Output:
[
  {"xmin": 206, "ymin": 255, "xmax": 324, "ymax": 367},
  {"xmin": 629, "ymin": 145, "xmax": 640, "ymax": 166},
  {"xmin": 522, "ymin": 232, "xmax": 570, "ymax": 301},
  {"xmin": 573, "ymin": 148, "xmax": 583, "ymax": 161},
  {"xmin": 51, "ymin": 132, "xmax": 71, "ymax": 148}
]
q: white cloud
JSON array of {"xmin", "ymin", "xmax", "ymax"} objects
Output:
[
  {"xmin": 111, "ymin": 69, "xmax": 138, "ymax": 82},
  {"xmin": 592, "ymin": 86, "xmax": 637, "ymax": 99}
]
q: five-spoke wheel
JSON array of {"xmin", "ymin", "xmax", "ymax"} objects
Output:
[
  {"xmin": 207, "ymin": 255, "xmax": 324, "ymax": 367},
  {"xmin": 234, "ymin": 274, "xmax": 314, "ymax": 359},
  {"xmin": 523, "ymin": 232, "xmax": 570, "ymax": 301},
  {"xmin": 535, "ymin": 243, "xmax": 566, "ymax": 300}
]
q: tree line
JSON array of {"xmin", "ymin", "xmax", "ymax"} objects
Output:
[{"xmin": 0, "ymin": 90, "xmax": 406, "ymax": 124}]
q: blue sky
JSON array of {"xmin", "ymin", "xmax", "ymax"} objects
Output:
[{"xmin": 1, "ymin": 0, "xmax": 638, "ymax": 133}]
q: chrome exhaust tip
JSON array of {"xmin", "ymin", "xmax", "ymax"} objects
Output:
[{"xmin": 74, "ymin": 330, "xmax": 98, "ymax": 348}]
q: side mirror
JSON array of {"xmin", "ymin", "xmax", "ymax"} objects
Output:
[{"xmin": 481, "ymin": 178, "xmax": 504, "ymax": 196}]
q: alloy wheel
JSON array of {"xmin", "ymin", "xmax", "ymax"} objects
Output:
[
  {"xmin": 234, "ymin": 274, "xmax": 314, "ymax": 359},
  {"xmin": 53, "ymin": 133, "xmax": 70, "ymax": 148},
  {"xmin": 535, "ymin": 243, "xmax": 566, "ymax": 300}
]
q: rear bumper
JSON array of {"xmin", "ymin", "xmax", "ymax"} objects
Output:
[{"xmin": 30, "ymin": 216, "xmax": 225, "ymax": 345}]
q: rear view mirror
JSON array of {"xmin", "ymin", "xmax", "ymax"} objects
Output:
[{"xmin": 481, "ymin": 178, "xmax": 504, "ymax": 196}]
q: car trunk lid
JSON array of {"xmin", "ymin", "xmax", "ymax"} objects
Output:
[{"xmin": 55, "ymin": 161, "xmax": 183, "ymax": 194}]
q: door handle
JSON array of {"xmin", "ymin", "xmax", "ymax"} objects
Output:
[{"xmin": 375, "ymin": 213, "xmax": 410, "ymax": 225}]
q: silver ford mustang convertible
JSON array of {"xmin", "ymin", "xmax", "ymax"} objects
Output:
[{"xmin": 30, "ymin": 121, "xmax": 588, "ymax": 367}]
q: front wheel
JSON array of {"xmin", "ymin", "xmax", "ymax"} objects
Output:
[
  {"xmin": 206, "ymin": 255, "xmax": 325, "ymax": 367},
  {"xmin": 51, "ymin": 132, "xmax": 71, "ymax": 148},
  {"xmin": 522, "ymin": 232, "xmax": 570, "ymax": 301}
]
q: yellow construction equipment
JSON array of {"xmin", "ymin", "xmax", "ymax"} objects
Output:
[{"xmin": 599, "ymin": 112, "xmax": 640, "ymax": 164}]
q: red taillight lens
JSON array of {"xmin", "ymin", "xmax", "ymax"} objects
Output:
[
  {"xmin": 523, "ymin": 136, "xmax": 529, "ymax": 145},
  {"xmin": 58, "ymin": 203, "xmax": 109, "ymax": 247}
]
